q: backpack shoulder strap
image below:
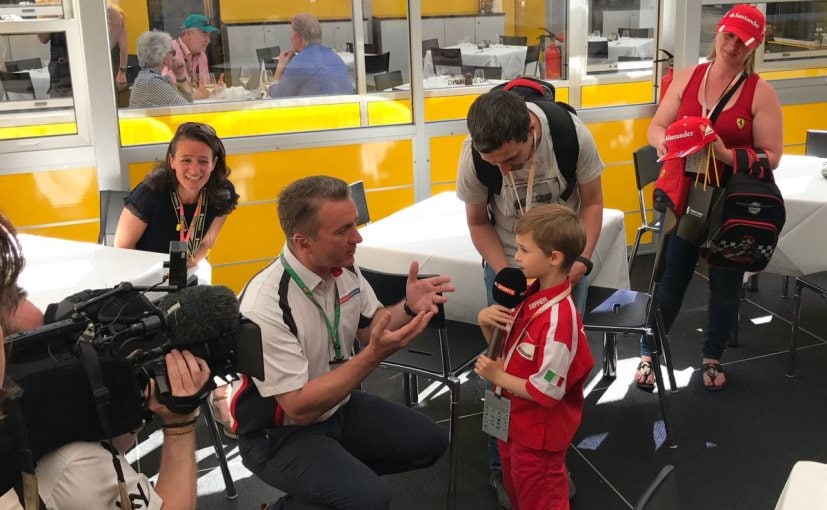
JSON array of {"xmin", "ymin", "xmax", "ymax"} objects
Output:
[
  {"xmin": 471, "ymin": 147, "xmax": 503, "ymax": 196},
  {"xmin": 531, "ymin": 100, "xmax": 580, "ymax": 201}
]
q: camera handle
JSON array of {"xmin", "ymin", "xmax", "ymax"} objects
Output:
[{"xmin": 146, "ymin": 358, "xmax": 214, "ymax": 415}]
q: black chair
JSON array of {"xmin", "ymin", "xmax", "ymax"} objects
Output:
[
  {"xmin": 360, "ymin": 267, "xmax": 487, "ymax": 509},
  {"xmin": 365, "ymin": 51, "xmax": 390, "ymax": 75},
  {"xmin": 373, "ymin": 70, "xmax": 403, "ymax": 91},
  {"xmin": 806, "ymin": 129, "xmax": 827, "ymax": 158},
  {"xmin": 588, "ymin": 40, "xmax": 609, "ymax": 59},
  {"xmin": 460, "ymin": 65, "xmax": 502, "ymax": 80},
  {"xmin": 634, "ymin": 465, "xmax": 679, "ymax": 510},
  {"xmin": 0, "ymin": 70, "xmax": 35, "ymax": 100},
  {"xmin": 98, "ymin": 190, "xmax": 130, "ymax": 246},
  {"xmin": 125, "ymin": 54, "xmax": 140, "ymax": 85},
  {"xmin": 788, "ymin": 271, "xmax": 827, "ymax": 377},
  {"xmin": 618, "ymin": 55, "xmax": 647, "ymax": 61},
  {"xmin": 500, "ymin": 35, "xmax": 528, "ymax": 46},
  {"xmin": 364, "ymin": 42, "xmax": 377, "ymax": 54},
  {"xmin": 5, "ymin": 57, "xmax": 42, "ymax": 72},
  {"xmin": 628, "ymin": 146, "xmax": 663, "ymax": 276},
  {"xmin": 255, "ymin": 46, "xmax": 281, "ymax": 67},
  {"xmin": 524, "ymin": 44, "xmax": 540, "ymax": 76},
  {"xmin": 431, "ymin": 48, "xmax": 462, "ymax": 76},
  {"xmin": 348, "ymin": 180, "xmax": 371, "ymax": 226},
  {"xmin": 422, "ymin": 38, "xmax": 440, "ymax": 57}
]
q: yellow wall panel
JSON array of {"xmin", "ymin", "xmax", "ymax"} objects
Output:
[
  {"xmin": 128, "ymin": 162, "xmax": 159, "ymax": 187},
  {"xmin": 780, "ymin": 103, "xmax": 827, "ymax": 146},
  {"xmin": 367, "ymin": 99, "xmax": 413, "ymax": 126},
  {"xmin": 601, "ymin": 163, "xmax": 639, "ymax": 212},
  {"xmin": 0, "ymin": 167, "xmax": 98, "ymax": 227},
  {"xmin": 372, "ymin": 0, "xmax": 481, "ymax": 17},
  {"xmin": 581, "ymin": 81, "xmax": 654, "ymax": 109},
  {"xmin": 119, "ymin": 104, "xmax": 361, "ymax": 146},
  {"xmin": 208, "ymin": 202, "xmax": 282, "ymax": 265},
  {"xmin": 366, "ymin": 187, "xmax": 415, "ymax": 220},
  {"xmin": 431, "ymin": 182, "xmax": 457, "ymax": 195},
  {"xmin": 430, "ymin": 134, "xmax": 466, "ymax": 183},
  {"xmin": 220, "ymin": 0, "xmax": 352, "ymax": 23},
  {"xmin": 0, "ymin": 123, "xmax": 76, "ymax": 141},
  {"xmin": 212, "ymin": 260, "xmax": 274, "ymax": 295},
  {"xmin": 762, "ymin": 67, "xmax": 827, "ymax": 81},
  {"xmin": 584, "ymin": 118, "xmax": 651, "ymax": 164},
  {"xmin": 16, "ymin": 222, "xmax": 99, "ymax": 243},
  {"xmin": 424, "ymin": 94, "xmax": 476, "ymax": 122}
]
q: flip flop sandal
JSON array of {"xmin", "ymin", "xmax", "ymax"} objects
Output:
[
  {"xmin": 701, "ymin": 363, "xmax": 727, "ymax": 392},
  {"xmin": 635, "ymin": 360, "xmax": 656, "ymax": 392}
]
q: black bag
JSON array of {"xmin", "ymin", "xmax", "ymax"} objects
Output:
[
  {"xmin": 471, "ymin": 77, "xmax": 580, "ymax": 201},
  {"xmin": 675, "ymin": 151, "xmax": 725, "ymax": 246},
  {"xmin": 701, "ymin": 148, "xmax": 786, "ymax": 272}
]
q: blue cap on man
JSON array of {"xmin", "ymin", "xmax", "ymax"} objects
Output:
[{"xmin": 181, "ymin": 14, "xmax": 217, "ymax": 32}]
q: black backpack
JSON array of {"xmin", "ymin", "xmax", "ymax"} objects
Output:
[
  {"xmin": 471, "ymin": 77, "xmax": 580, "ymax": 202},
  {"xmin": 701, "ymin": 148, "xmax": 786, "ymax": 272}
]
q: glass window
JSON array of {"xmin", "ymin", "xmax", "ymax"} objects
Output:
[
  {"xmin": 0, "ymin": 1, "xmax": 66, "ymax": 20},
  {"xmin": 586, "ymin": 0, "xmax": 657, "ymax": 76},
  {"xmin": 0, "ymin": 32, "xmax": 77, "ymax": 141},
  {"xmin": 764, "ymin": 1, "xmax": 827, "ymax": 62}
]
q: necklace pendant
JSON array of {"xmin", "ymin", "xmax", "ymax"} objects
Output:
[{"xmin": 176, "ymin": 223, "xmax": 182, "ymax": 232}]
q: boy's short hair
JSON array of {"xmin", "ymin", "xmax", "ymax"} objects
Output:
[{"xmin": 516, "ymin": 204, "xmax": 586, "ymax": 272}]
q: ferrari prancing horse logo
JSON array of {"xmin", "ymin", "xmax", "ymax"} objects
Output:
[{"xmin": 736, "ymin": 117, "xmax": 745, "ymax": 129}]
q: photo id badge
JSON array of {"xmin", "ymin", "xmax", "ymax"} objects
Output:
[{"xmin": 482, "ymin": 389, "xmax": 510, "ymax": 442}]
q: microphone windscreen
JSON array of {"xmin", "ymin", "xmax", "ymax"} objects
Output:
[
  {"xmin": 492, "ymin": 267, "xmax": 527, "ymax": 308},
  {"xmin": 157, "ymin": 285, "xmax": 239, "ymax": 346}
]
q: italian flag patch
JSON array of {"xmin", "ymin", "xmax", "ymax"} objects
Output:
[{"xmin": 544, "ymin": 370, "xmax": 565, "ymax": 387}]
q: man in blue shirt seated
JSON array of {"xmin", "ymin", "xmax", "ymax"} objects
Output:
[{"xmin": 269, "ymin": 13, "xmax": 353, "ymax": 98}]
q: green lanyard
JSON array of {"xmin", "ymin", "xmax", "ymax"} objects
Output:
[{"xmin": 280, "ymin": 253, "xmax": 343, "ymax": 362}]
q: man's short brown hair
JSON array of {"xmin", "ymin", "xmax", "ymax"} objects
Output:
[{"xmin": 516, "ymin": 204, "xmax": 585, "ymax": 272}]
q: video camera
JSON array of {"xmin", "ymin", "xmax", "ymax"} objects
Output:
[{"xmin": 1, "ymin": 280, "xmax": 264, "ymax": 479}]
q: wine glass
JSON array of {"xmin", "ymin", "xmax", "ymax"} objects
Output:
[
  {"xmin": 474, "ymin": 69, "xmax": 485, "ymax": 84},
  {"xmin": 239, "ymin": 67, "xmax": 250, "ymax": 88},
  {"xmin": 205, "ymin": 73, "xmax": 217, "ymax": 93}
]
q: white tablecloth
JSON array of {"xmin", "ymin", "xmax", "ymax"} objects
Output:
[
  {"xmin": 424, "ymin": 44, "xmax": 527, "ymax": 79},
  {"xmin": 775, "ymin": 461, "xmax": 827, "ymax": 510},
  {"xmin": 355, "ymin": 192, "xmax": 630, "ymax": 324},
  {"xmin": 589, "ymin": 37, "xmax": 654, "ymax": 60},
  {"xmin": 763, "ymin": 155, "xmax": 827, "ymax": 276},
  {"xmin": 18, "ymin": 234, "xmax": 211, "ymax": 310}
]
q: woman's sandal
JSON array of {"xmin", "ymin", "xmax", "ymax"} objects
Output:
[
  {"xmin": 208, "ymin": 396, "xmax": 238, "ymax": 440},
  {"xmin": 635, "ymin": 360, "xmax": 656, "ymax": 392},
  {"xmin": 701, "ymin": 363, "xmax": 727, "ymax": 392}
]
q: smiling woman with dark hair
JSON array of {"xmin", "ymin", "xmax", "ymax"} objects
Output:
[{"xmin": 115, "ymin": 122, "xmax": 239, "ymax": 267}]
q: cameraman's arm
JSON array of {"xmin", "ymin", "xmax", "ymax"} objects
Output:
[{"xmin": 149, "ymin": 350, "xmax": 210, "ymax": 510}]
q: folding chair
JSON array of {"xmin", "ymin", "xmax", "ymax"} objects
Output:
[
  {"xmin": 524, "ymin": 44, "xmax": 540, "ymax": 76},
  {"xmin": 583, "ymin": 209, "xmax": 678, "ymax": 447},
  {"xmin": 365, "ymin": 52, "xmax": 391, "ymax": 89},
  {"xmin": 805, "ymin": 129, "xmax": 827, "ymax": 157},
  {"xmin": 360, "ymin": 268, "xmax": 487, "ymax": 510},
  {"xmin": 0, "ymin": 70, "xmax": 35, "ymax": 100},
  {"xmin": 431, "ymin": 48, "xmax": 462, "ymax": 76},
  {"xmin": 635, "ymin": 465, "xmax": 680, "ymax": 510},
  {"xmin": 628, "ymin": 145, "xmax": 663, "ymax": 276},
  {"xmin": 348, "ymin": 180, "xmax": 371, "ymax": 226},
  {"xmin": 788, "ymin": 271, "xmax": 827, "ymax": 377},
  {"xmin": 98, "ymin": 190, "xmax": 130, "ymax": 246},
  {"xmin": 5, "ymin": 58, "xmax": 42, "ymax": 72},
  {"xmin": 421, "ymin": 38, "xmax": 440, "ymax": 57}
]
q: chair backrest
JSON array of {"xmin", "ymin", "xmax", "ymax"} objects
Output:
[
  {"xmin": 805, "ymin": 129, "xmax": 827, "ymax": 158},
  {"xmin": 126, "ymin": 54, "xmax": 140, "ymax": 85},
  {"xmin": 525, "ymin": 44, "xmax": 540, "ymax": 64},
  {"xmin": 618, "ymin": 55, "xmax": 646, "ymax": 61},
  {"xmin": 365, "ymin": 52, "xmax": 390, "ymax": 75},
  {"xmin": 256, "ymin": 46, "xmax": 281, "ymax": 66},
  {"xmin": 0, "ymin": 70, "xmax": 34, "ymax": 100},
  {"xmin": 364, "ymin": 42, "xmax": 377, "ymax": 54},
  {"xmin": 348, "ymin": 181, "xmax": 371, "ymax": 226},
  {"xmin": 461, "ymin": 65, "xmax": 502, "ymax": 80},
  {"xmin": 634, "ymin": 465, "xmax": 680, "ymax": 510},
  {"xmin": 588, "ymin": 40, "xmax": 609, "ymax": 59},
  {"xmin": 99, "ymin": 190, "xmax": 130, "ymax": 246},
  {"xmin": 632, "ymin": 145, "xmax": 662, "ymax": 191},
  {"xmin": 431, "ymin": 48, "xmax": 462, "ymax": 75},
  {"xmin": 500, "ymin": 35, "xmax": 528, "ymax": 46},
  {"xmin": 373, "ymin": 70, "xmax": 403, "ymax": 91},
  {"xmin": 5, "ymin": 58, "xmax": 42, "ymax": 72},
  {"xmin": 422, "ymin": 38, "xmax": 440, "ymax": 57}
]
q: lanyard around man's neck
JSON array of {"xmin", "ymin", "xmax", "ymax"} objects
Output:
[{"xmin": 280, "ymin": 252, "xmax": 344, "ymax": 362}]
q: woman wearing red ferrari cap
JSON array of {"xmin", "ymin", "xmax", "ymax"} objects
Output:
[{"xmin": 638, "ymin": 4, "xmax": 783, "ymax": 392}]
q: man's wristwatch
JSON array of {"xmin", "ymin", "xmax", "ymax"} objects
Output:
[
  {"xmin": 119, "ymin": 66, "xmax": 127, "ymax": 72},
  {"xmin": 576, "ymin": 255, "xmax": 593, "ymax": 276}
]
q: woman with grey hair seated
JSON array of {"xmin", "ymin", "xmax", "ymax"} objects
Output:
[{"xmin": 129, "ymin": 30, "xmax": 193, "ymax": 107}]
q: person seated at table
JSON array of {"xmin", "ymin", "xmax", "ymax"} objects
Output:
[
  {"xmin": 114, "ymin": 121, "xmax": 238, "ymax": 268},
  {"xmin": 163, "ymin": 14, "xmax": 223, "ymax": 100},
  {"xmin": 268, "ymin": 13, "xmax": 352, "ymax": 98},
  {"xmin": 130, "ymin": 30, "xmax": 194, "ymax": 107},
  {"xmin": 230, "ymin": 175, "xmax": 451, "ymax": 509},
  {"xmin": 37, "ymin": 32, "xmax": 71, "ymax": 98}
]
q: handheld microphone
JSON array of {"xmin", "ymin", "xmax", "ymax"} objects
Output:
[{"xmin": 485, "ymin": 267, "xmax": 527, "ymax": 359}]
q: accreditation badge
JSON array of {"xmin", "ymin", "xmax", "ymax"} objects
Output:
[{"xmin": 482, "ymin": 389, "xmax": 510, "ymax": 442}]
